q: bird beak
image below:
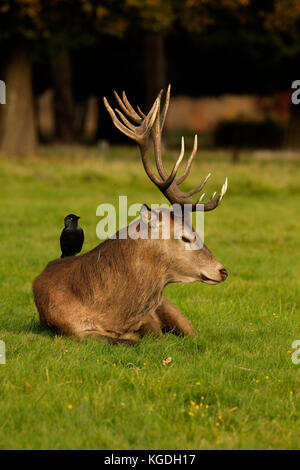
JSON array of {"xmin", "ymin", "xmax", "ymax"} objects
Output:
[{"xmin": 77, "ymin": 216, "xmax": 80, "ymax": 220}]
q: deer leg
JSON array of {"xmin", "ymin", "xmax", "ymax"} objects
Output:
[
  {"xmin": 155, "ymin": 297, "xmax": 197, "ymax": 337},
  {"xmin": 135, "ymin": 312, "xmax": 163, "ymax": 337}
]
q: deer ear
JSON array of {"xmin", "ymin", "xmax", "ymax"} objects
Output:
[
  {"xmin": 140, "ymin": 204, "xmax": 152, "ymax": 225},
  {"xmin": 140, "ymin": 204, "xmax": 160, "ymax": 228}
]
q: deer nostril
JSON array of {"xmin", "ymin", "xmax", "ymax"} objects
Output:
[{"xmin": 219, "ymin": 268, "xmax": 228, "ymax": 280}]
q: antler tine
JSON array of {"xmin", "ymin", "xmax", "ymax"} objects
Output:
[
  {"xmin": 103, "ymin": 97, "xmax": 136, "ymax": 140},
  {"xmin": 160, "ymin": 84, "xmax": 171, "ymax": 130},
  {"xmin": 136, "ymin": 96, "xmax": 164, "ymax": 186},
  {"xmin": 147, "ymin": 89, "xmax": 167, "ymax": 180},
  {"xmin": 113, "ymin": 90, "xmax": 149, "ymax": 124},
  {"xmin": 141, "ymin": 97, "xmax": 162, "ymax": 139},
  {"xmin": 115, "ymin": 108, "xmax": 138, "ymax": 132},
  {"xmin": 218, "ymin": 177, "xmax": 228, "ymax": 202},
  {"xmin": 103, "ymin": 94, "xmax": 160, "ymax": 145},
  {"xmin": 158, "ymin": 137, "xmax": 185, "ymax": 190},
  {"xmin": 137, "ymin": 87, "xmax": 167, "ymax": 122},
  {"xmin": 122, "ymin": 91, "xmax": 144, "ymax": 123},
  {"xmin": 198, "ymin": 177, "xmax": 228, "ymax": 212},
  {"xmin": 175, "ymin": 134, "xmax": 198, "ymax": 185},
  {"xmin": 134, "ymin": 86, "xmax": 168, "ymax": 129},
  {"xmin": 185, "ymin": 172, "xmax": 211, "ymax": 198},
  {"xmin": 137, "ymin": 106, "xmax": 146, "ymax": 118},
  {"xmin": 113, "ymin": 91, "xmax": 129, "ymax": 115}
]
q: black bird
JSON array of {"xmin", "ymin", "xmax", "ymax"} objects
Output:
[{"xmin": 60, "ymin": 214, "xmax": 84, "ymax": 258}]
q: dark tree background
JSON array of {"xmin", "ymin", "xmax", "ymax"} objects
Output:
[{"xmin": 0, "ymin": 0, "xmax": 299, "ymax": 155}]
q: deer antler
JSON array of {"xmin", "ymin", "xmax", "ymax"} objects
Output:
[{"xmin": 103, "ymin": 86, "xmax": 228, "ymax": 211}]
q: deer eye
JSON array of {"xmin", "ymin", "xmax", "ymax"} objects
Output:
[{"xmin": 181, "ymin": 236, "xmax": 192, "ymax": 243}]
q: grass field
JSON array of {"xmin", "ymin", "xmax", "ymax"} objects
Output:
[{"xmin": 0, "ymin": 145, "xmax": 300, "ymax": 450}]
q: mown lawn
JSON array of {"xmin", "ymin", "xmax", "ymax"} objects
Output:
[{"xmin": 0, "ymin": 146, "xmax": 300, "ymax": 450}]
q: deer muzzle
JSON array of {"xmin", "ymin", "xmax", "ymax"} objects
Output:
[{"xmin": 200, "ymin": 267, "xmax": 228, "ymax": 284}]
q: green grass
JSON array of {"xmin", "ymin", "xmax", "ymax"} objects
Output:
[{"xmin": 0, "ymin": 145, "xmax": 300, "ymax": 450}]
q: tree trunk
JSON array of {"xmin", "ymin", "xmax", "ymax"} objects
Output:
[
  {"xmin": 52, "ymin": 49, "xmax": 75, "ymax": 143},
  {"xmin": 0, "ymin": 46, "xmax": 37, "ymax": 156},
  {"xmin": 74, "ymin": 98, "xmax": 88, "ymax": 140},
  {"xmin": 285, "ymin": 104, "xmax": 300, "ymax": 149},
  {"xmin": 145, "ymin": 33, "xmax": 166, "ymax": 111}
]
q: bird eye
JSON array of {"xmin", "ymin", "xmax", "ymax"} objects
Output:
[{"xmin": 181, "ymin": 236, "xmax": 191, "ymax": 243}]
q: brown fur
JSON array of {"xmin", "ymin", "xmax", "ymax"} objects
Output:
[{"xmin": 33, "ymin": 212, "xmax": 226, "ymax": 345}]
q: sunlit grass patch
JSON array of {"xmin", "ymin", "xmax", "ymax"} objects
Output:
[{"xmin": 0, "ymin": 146, "xmax": 299, "ymax": 449}]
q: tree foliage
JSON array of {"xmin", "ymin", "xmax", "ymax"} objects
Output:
[
  {"xmin": 1, "ymin": 0, "xmax": 299, "ymax": 50},
  {"xmin": 262, "ymin": 0, "xmax": 300, "ymax": 35},
  {"xmin": 0, "ymin": 0, "xmax": 128, "ymax": 47},
  {"xmin": 124, "ymin": 0, "xmax": 252, "ymax": 34}
]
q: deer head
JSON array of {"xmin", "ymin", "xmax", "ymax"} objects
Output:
[{"xmin": 103, "ymin": 86, "xmax": 228, "ymax": 285}]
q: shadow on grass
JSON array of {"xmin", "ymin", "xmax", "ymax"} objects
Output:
[
  {"xmin": 0, "ymin": 317, "xmax": 56, "ymax": 340},
  {"xmin": 28, "ymin": 322, "xmax": 56, "ymax": 338},
  {"xmin": 1, "ymin": 314, "xmax": 207, "ymax": 353}
]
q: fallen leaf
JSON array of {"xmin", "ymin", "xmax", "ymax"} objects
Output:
[{"xmin": 162, "ymin": 357, "xmax": 172, "ymax": 366}]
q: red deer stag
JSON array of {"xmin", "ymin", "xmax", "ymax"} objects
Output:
[{"xmin": 33, "ymin": 86, "xmax": 228, "ymax": 345}]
